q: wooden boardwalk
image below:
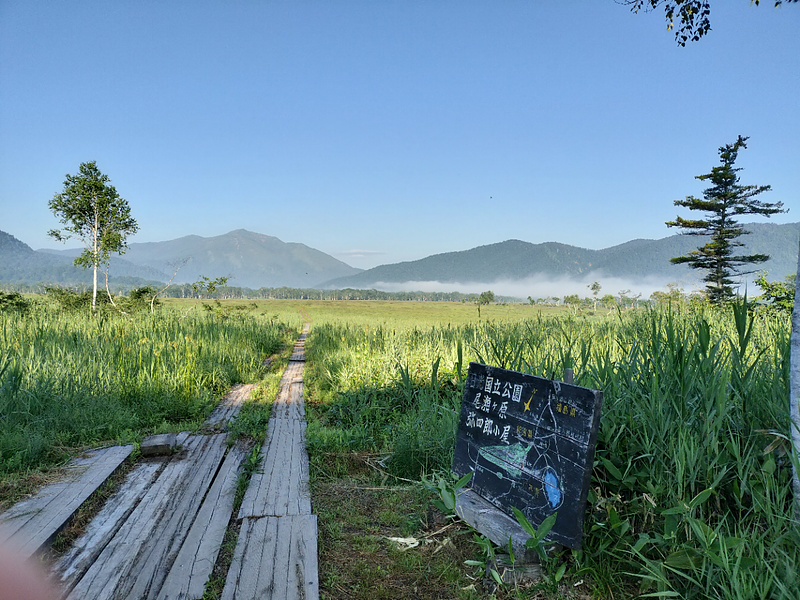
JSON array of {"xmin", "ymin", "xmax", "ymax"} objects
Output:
[
  {"xmin": 0, "ymin": 445, "xmax": 133, "ymax": 560},
  {"xmin": 58, "ymin": 432, "xmax": 241, "ymax": 600},
  {"xmin": 223, "ymin": 325, "xmax": 318, "ymax": 600},
  {"xmin": 1, "ymin": 327, "xmax": 317, "ymax": 600}
]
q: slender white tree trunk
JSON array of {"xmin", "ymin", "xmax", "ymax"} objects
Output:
[
  {"xmin": 91, "ymin": 202, "xmax": 99, "ymax": 312},
  {"xmin": 791, "ymin": 238, "xmax": 800, "ymax": 523}
]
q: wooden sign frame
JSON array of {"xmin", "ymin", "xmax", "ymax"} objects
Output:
[{"xmin": 452, "ymin": 363, "xmax": 603, "ymax": 549}]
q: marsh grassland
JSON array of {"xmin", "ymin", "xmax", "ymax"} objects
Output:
[
  {"xmin": 301, "ymin": 300, "xmax": 797, "ymax": 599},
  {"xmin": 0, "ymin": 300, "xmax": 299, "ymax": 504},
  {"xmin": 1, "ymin": 297, "xmax": 797, "ymax": 599}
]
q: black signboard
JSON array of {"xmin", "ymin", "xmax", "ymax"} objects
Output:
[{"xmin": 452, "ymin": 363, "xmax": 602, "ymax": 549}]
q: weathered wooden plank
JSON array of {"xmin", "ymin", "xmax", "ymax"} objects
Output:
[
  {"xmin": 269, "ymin": 515, "xmax": 294, "ymax": 600},
  {"xmin": 223, "ymin": 517, "xmax": 275, "ymax": 600},
  {"xmin": 64, "ymin": 451, "xmax": 192, "ymax": 600},
  {"xmin": 270, "ymin": 399, "xmax": 303, "ymax": 421},
  {"xmin": 251, "ymin": 422, "xmax": 285, "ymax": 517},
  {"xmin": 64, "ymin": 475, "xmax": 170, "ymax": 599},
  {"xmin": 286, "ymin": 514, "xmax": 319, "ymax": 600},
  {"xmin": 158, "ymin": 444, "xmax": 247, "ymax": 600},
  {"xmin": 285, "ymin": 420, "xmax": 311, "ymax": 517},
  {"xmin": 273, "ymin": 420, "xmax": 309, "ymax": 517},
  {"xmin": 271, "ymin": 359, "xmax": 304, "ymax": 420},
  {"xmin": 289, "ymin": 381, "xmax": 304, "ymax": 400},
  {"xmin": 289, "ymin": 335, "xmax": 307, "ymax": 362},
  {"xmin": 221, "ymin": 515, "xmax": 318, "ymax": 600},
  {"xmin": 271, "ymin": 382, "xmax": 305, "ymax": 420},
  {"xmin": 65, "ymin": 434, "xmax": 228, "ymax": 600},
  {"xmin": 455, "ymin": 489, "xmax": 532, "ymax": 560},
  {"xmin": 492, "ymin": 554, "xmax": 544, "ymax": 584},
  {"xmin": 277, "ymin": 361, "xmax": 304, "ymax": 385},
  {"xmin": 54, "ymin": 461, "xmax": 164, "ymax": 594},
  {"xmin": 239, "ymin": 419, "xmax": 310, "ymax": 519},
  {"xmin": 289, "ymin": 382, "xmax": 306, "ymax": 420},
  {"xmin": 240, "ymin": 418, "xmax": 284, "ymax": 518},
  {"xmin": 222, "ymin": 324, "xmax": 318, "ymax": 599},
  {"xmin": 0, "ymin": 445, "xmax": 133, "ymax": 559},
  {"xmin": 141, "ymin": 433, "xmax": 178, "ymax": 457},
  {"xmin": 205, "ymin": 384, "xmax": 256, "ymax": 429},
  {"xmin": 126, "ymin": 434, "xmax": 230, "ymax": 600}
]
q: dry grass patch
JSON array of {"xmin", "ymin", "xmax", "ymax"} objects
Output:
[
  {"xmin": 312, "ymin": 473, "xmax": 484, "ymax": 600},
  {"xmin": 0, "ymin": 469, "xmax": 67, "ymax": 513}
]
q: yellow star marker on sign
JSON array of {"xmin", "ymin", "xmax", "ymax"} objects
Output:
[{"xmin": 523, "ymin": 395, "xmax": 533, "ymax": 413}]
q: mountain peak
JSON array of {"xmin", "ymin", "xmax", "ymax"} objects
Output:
[{"xmin": 0, "ymin": 230, "xmax": 34, "ymax": 258}]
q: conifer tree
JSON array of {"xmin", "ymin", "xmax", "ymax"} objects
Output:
[{"xmin": 666, "ymin": 136, "xmax": 785, "ymax": 304}]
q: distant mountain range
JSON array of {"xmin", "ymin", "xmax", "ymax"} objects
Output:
[
  {"xmin": 1, "ymin": 223, "xmax": 797, "ymax": 291},
  {"xmin": 101, "ymin": 229, "xmax": 361, "ymax": 289},
  {"xmin": 318, "ymin": 222, "xmax": 800, "ymax": 289},
  {"xmin": 0, "ymin": 230, "xmax": 168, "ymax": 288},
  {"xmin": 4, "ymin": 229, "xmax": 361, "ymax": 289}
]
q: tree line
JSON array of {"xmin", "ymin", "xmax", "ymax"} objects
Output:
[{"xmin": 42, "ymin": 136, "xmax": 792, "ymax": 314}]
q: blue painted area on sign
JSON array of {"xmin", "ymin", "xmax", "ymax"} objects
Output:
[{"xmin": 543, "ymin": 468, "xmax": 561, "ymax": 509}]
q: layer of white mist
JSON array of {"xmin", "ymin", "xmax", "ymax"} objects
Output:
[{"xmin": 371, "ymin": 273, "xmax": 707, "ymax": 300}]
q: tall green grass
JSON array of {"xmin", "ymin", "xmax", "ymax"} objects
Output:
[
  {"xmin": 303, "ymin": 302, "xmax": 797, "ymax": 599},
  {"xmin": 0, "ymin": 305, "xmax": 296, "ymax": 473}
]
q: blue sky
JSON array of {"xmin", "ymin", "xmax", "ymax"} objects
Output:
[{"xmin": 1, "ymin": 0, "xmax": 798, "ymax": 270}]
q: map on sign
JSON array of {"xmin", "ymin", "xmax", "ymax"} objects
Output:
[{"xmin": 452, "ymin": 363, "xmax": 602, "ymax": 549}]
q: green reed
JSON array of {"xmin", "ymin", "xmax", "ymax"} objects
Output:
[
  {"xmin": 303, "ymin": 302, "xmax": 797, "ymax": 599},
  {"xmin": 0, "ymin": 305, "xmax": 295, "ymax": 473}
]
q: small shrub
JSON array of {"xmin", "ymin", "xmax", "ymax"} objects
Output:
[
  {"xmin": 45, "ymin": 286, "xmax": 112, "ymax": 311},
  {"xmin": 0, "ymin": 291, "xmax": 31, "ymax": 313},
  {"xmin": 122, "ymin": 286, "xmax": 159, "ymax": 312}
]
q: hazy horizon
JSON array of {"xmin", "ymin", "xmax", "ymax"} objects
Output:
[
  {"xmin": 361, "ymin": 274, "xmax": 704, "ymax": 301},
  {"xmin": 5, "ymin": 221, "xmax": 794, "ymax": 299}
]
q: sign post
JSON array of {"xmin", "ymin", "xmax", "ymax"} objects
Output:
[{"xmin": 452, "ymin": 363, "xmax": 602, "ymax": 550}]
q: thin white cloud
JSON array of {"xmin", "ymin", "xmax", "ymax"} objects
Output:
[{"xmin": 337, "ymin": 250, "xmax": 387, "ymax": 258}]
